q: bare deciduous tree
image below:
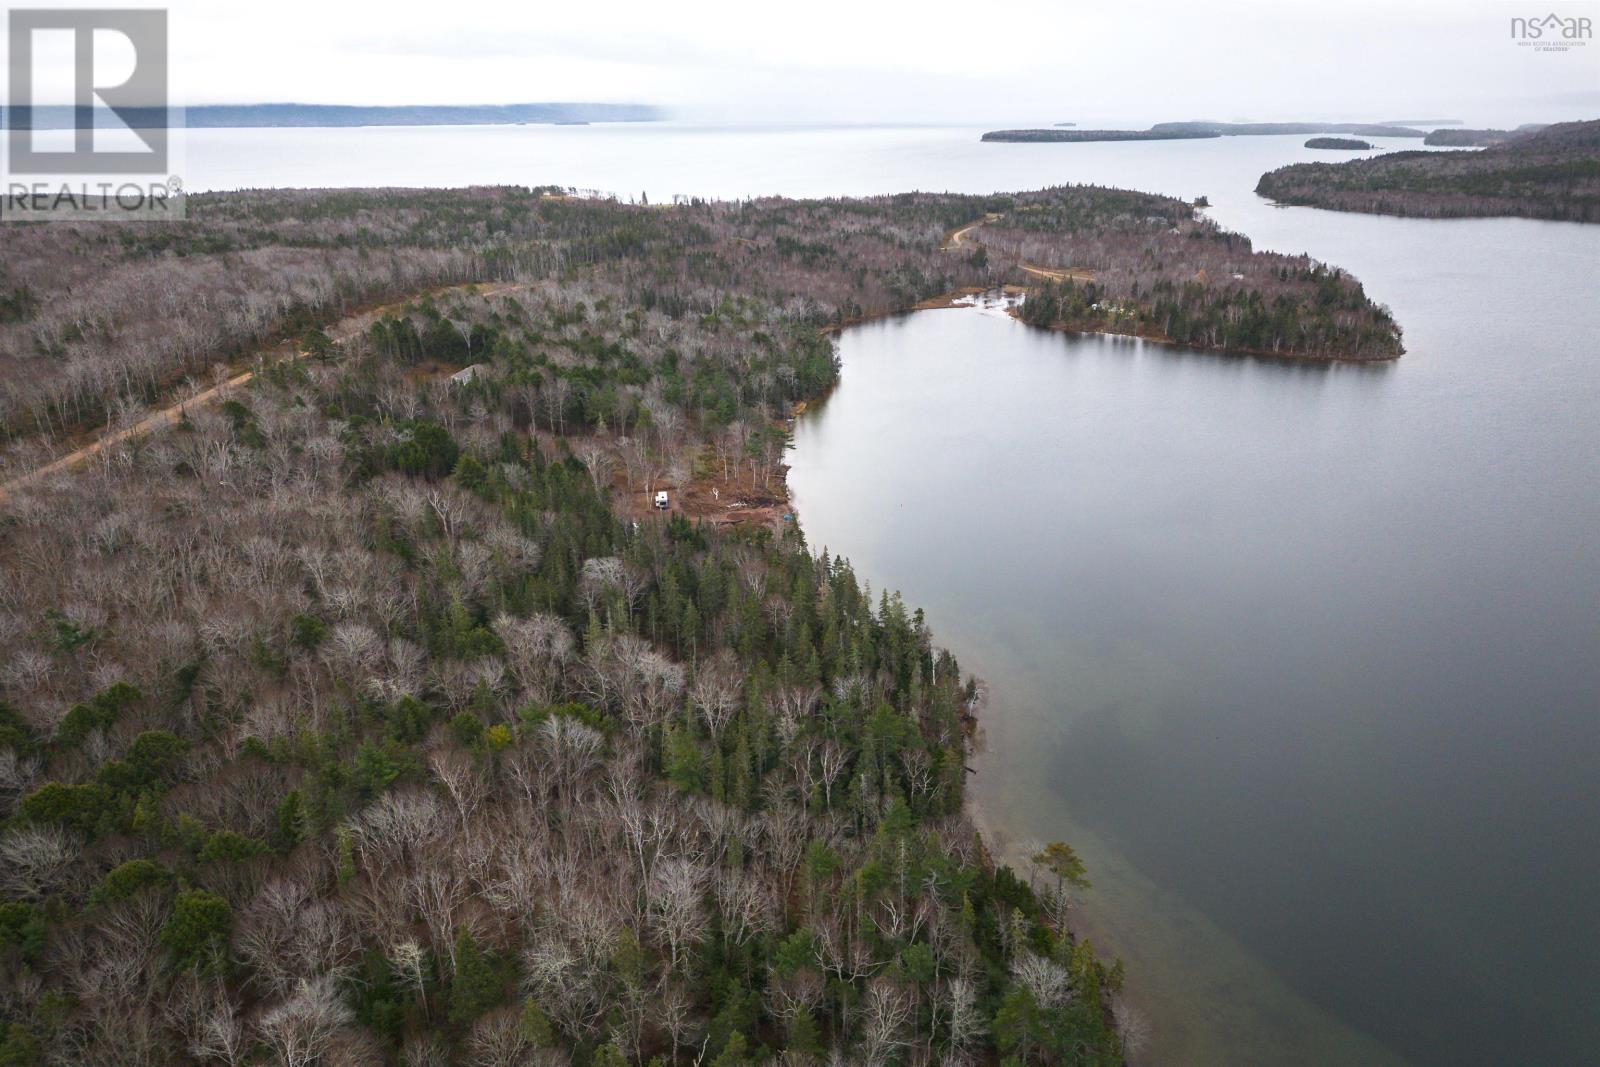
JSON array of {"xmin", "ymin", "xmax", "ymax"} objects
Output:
[
  {"xmin": 257, "ymin": 976, "xmax": 355, "ymax": 1067},
  {"xmin": 0, "ymin": 824, "xmax": 80, "ymax": 899},
  {"xmin": 647, "ymin": 858, "xmax": 709, "ymax": 973}
]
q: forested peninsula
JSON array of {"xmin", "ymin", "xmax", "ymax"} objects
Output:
[
  {"xmin": 0, "ymin": 186, "xmax": 1402, "ymax": 450},
  {"xmin": 0, "ymin": 184, "xmax": 1399, "ymax": 1067},
  {"xmin": 1256, "ymin": 118, "xmax": 1600, "ymax": 222}
]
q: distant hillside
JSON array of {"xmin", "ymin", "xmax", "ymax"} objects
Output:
[
  {"xmin": 982, "ymin": 128, "xmax": 1218, "ymax": 142},
  {"xmin": 1151, "ymin": 121, "xmax": 1425, "ymax": 138},
  {"xmin": 0, "ymin": 102, "xmax": 663, "ymax": 129},
  {"xmin": 1255, "ymin": 119, "xmax": 1600, "ymax": 222},
  {"xmin": 1423, "ymin": 125, "xmax": 1549, "ymax": 147},
  {"xmin": 984, "ymin": 121, "xmax": 1425, "ymax": 144}
]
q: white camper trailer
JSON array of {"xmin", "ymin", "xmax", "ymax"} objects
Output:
[{"xmin": 654, "ymin": 490, "xmax": 669, "ymax": 510}]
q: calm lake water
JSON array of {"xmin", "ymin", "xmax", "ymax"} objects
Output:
[{"xmin": 191, "ymin": 123, "xmax": 1600, "ymax": 1065}]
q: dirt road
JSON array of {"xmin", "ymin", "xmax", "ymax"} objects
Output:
[
  {"xmin": 1020, "ymin": 264, "xmax": 1096, "ymax": 282},
  {"xmin": 942, "ymin": 213, "xmax": 1003, "ymax": 250},
  {"xmin": 942, "ymin": 213, "xmax": 1095, "ymax": 283}
]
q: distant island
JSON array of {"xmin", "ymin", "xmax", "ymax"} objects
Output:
[
  {"xmin": 0, "ymin": 102, "xmax": 663, "ymax": 129},
  {"xmin": 1305, "ymin": 137, "xmax": 1373, "ymax": 150},
  {"xmin": 1380, "ymin": 118, "xmax": 1464, "ymax": 127},
  {"xmin": 984, "ymin": 120, "xmax": 1425, "ymax": 143},
  {"xmin": 983, "ymin": 129, "xmax": 1218, "ymax": 142},
  {"xmin": 1053, "ymin": 122, "xmax": 1078, "ymax": 127},
  {"xmin": 1255, "ymin": 118, "xmax": 1600, "ymax": 223},
  {"xmin": 1422, "ymin": 124, "xmax": 1549, "ymax": 147}
]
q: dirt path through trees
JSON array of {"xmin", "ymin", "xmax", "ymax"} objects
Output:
[{"xmin": 0, "ymin": 280, "xmax": 529, "ymax": 501}]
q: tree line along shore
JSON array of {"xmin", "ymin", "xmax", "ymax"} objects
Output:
[{"xmin": 0, "ymin": 184, "xmax": 1402, "ymax": 1067}]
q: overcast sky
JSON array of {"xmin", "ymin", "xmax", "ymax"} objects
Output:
[{"xmin": 15, "ymin": 0, "xmax": 1600, "ymax": 126}]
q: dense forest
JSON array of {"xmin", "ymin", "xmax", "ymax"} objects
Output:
[
  {"xmin": 0, "ymin": 185, "xmax": 1400, "ymax": 461},
  {"xmin": 0, "ymin": 183, "xmax": 1398, "ymax": 1066},
  {"xmin": 1255, "ymin": 119, "xmax": 1600, "ymax": 222}
]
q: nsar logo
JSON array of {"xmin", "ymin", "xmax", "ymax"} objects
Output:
[{"xmin": 1510, "ymin": 11, "xmax": 1593, "ymax": 50}]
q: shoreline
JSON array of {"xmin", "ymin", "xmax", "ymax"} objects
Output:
[
  {"xmin": 790, "ymin": 295, "xmax": 1146, "ymax": 1057},
  {"xmin": 1009, "ymin": 303, "xmax": 1404, "ymax": 364},
  {"xmin": 825, "ymin": 282, "xmax": 1401, "ymax": 364}
]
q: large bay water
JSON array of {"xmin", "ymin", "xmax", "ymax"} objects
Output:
[{"xmin": 190, "ymin": 124, "xmax": 1600, "ymax": 1065}]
